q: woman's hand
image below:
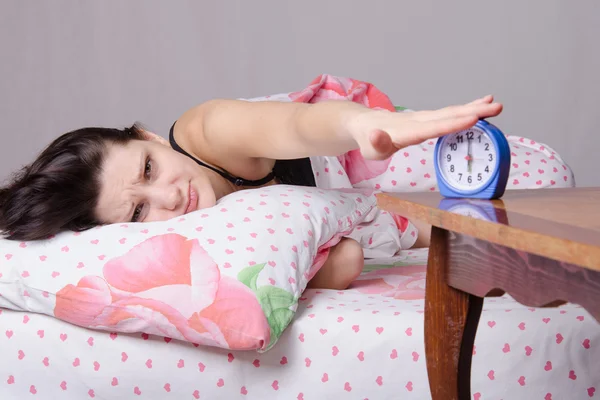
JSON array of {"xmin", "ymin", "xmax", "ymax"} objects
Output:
[{"xmin": 349, "ymin": 95, "xmax": 503, "ymax": 160}]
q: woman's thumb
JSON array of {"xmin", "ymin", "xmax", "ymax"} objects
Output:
[{"xmin": 367, "ymin": 130, "xmax": 396, "ymax": 160}]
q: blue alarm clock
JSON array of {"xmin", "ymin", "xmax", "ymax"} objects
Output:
[{"xmin": 433, "ymin": 119, "xmax": 511, "ymax": 199}]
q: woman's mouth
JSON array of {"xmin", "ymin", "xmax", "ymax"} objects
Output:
[{"xmin": 185, "ymin": 184, "xmax": 199, "ymax": 214}]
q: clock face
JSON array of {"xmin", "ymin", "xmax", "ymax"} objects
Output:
[{"xmin": 438, "ymin": 126, "xmax": 497, "ymax": 191}]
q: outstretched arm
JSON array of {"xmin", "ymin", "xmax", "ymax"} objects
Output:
[{"xmin": 187, "ymin": 96, "xmax": 502, "ymax": 162}]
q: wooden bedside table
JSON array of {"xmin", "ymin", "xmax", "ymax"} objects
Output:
[{"xmin": 376, "ymin": 187, "xmax": 600, "ymax": 400}]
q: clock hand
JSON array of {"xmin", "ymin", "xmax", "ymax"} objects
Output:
[{"xmin": 467, "ymin": 136, "xmax": 473, "ymax": 173}]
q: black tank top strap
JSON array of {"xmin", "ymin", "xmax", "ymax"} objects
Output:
[{"xmin": 168, "ymin": 122, "xmax": 275, "ymax": 187}]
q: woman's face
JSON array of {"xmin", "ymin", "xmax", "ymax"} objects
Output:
[{"xmin": 95, "ymin": 138, "xmax": 216, "ymax": 224}]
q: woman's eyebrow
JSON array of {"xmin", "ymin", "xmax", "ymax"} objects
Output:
[{"xmin": 134, "ymin": 152, "xmax": 145, "ymax": 183}]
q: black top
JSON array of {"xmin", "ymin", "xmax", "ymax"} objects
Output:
[{"xmin": 168, "ymin": 122, "xmax": 316, "ymax": 187}]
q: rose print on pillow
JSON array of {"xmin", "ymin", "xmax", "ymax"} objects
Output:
[{"xmin": 54, "ymin": 234, "xmax": 271, "ymax": 350}]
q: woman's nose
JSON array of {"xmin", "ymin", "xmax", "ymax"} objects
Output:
[{"xmin": 151, "ymin": 184, "xmax": 182, "ymax": 211}]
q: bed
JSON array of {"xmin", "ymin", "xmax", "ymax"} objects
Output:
[
  {"xmin": 1, "ymin": 248, "xmax": 598, "ymax": 399},
  {"xmin": 1, "ymin": 75, "xmax": 596, "ymax": 399}
]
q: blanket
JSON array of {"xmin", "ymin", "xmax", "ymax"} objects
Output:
[{"xmin": 242, "ymin": 74, "xmax": 421, "ymax": 257}]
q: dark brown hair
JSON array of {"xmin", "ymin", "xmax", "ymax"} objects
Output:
[{"xmin": 0, "ymin": 124, "xmax": 145, "ymax": 241}]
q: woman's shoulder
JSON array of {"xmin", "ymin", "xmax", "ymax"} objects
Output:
[{"xmin": 169, "ymin": 107, "xmax": 278, "ymax": 184}]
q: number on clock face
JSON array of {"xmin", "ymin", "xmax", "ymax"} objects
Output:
[{"xmin": 439, "ymin": 127, "xmax": 497, "ymax": 190}]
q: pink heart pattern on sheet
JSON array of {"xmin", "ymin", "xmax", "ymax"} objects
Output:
[{"xmin": 0, "ymin": 249, "xmax": 597, "ymax": 399}]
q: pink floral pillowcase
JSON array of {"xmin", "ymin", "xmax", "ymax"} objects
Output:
[{"xmin": 0, "ymin": 185, "xmax": 379, "ymax": 352}]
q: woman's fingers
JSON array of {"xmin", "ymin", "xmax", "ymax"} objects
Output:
[
  {"xmin": 414, "ymin": 101, "xmax": 502, "ymax": 122},
  {"xmin": 361, "ymin": 96, "xmax": 502, "ymax": 159},
  {"xmin": 468, "ymin": 95, "xmax": 494, "ymax": 105},
  {"xmin": 367, "ymin": 114, "xmax": 479, "ymax": 159},
  {"xmin": 398, "ymin": 114, "xmax": 480, "ymax": 146},
  {"xmin": 462, "ymin": 102, "xmax": 502, "ymax": 120}
]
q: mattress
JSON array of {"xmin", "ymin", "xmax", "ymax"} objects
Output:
[{"xmin": 1, "ymin": 248, "xmax": 598, "ymax": 399}]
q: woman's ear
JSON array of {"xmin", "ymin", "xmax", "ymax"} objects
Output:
[{"xmin": 141, "ymin": 130, "xmax": 170, "ymax": 147}]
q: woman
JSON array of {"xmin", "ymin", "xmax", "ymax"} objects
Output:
[{"xmin": 0, "ymin": 96, "xmax": 502, "ymax": 289}]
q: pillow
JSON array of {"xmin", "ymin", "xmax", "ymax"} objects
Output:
[{"xmin": 0, "ymin": 185, "xmax": 378, "ymax": 352}]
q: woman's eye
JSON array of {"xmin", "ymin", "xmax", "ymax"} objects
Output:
[
  {"xmin": 144, "ymin": 159, "xmax": 152, "ymax": 179},
  {"xmin": 132, "ymin": 205, "xmax": 143, "ymax": 222}
]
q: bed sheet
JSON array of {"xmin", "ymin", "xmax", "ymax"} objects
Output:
[{"xmin": 1, "ymin": 249, "xmax": 598, "ymax": 399}]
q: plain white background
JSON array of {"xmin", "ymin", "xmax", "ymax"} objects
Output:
[{"xmin": 1, "ymin": 1, "xmax": 598, "ymax": 186}]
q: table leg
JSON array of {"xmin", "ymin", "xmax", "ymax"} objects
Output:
[{"xmin": 425, "ymin": 227, "xmax": 484, "ymax": 400}]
